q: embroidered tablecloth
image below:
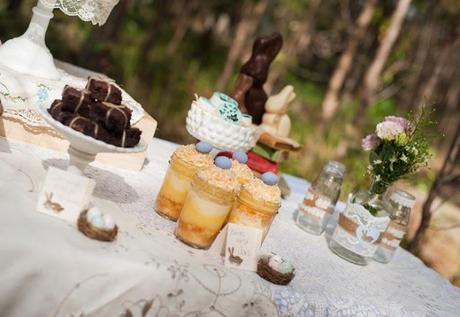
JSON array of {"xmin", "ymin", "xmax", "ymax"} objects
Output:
[{"xmin": 0, "ymin": 137, "xmax": 459, "ymax": 317}]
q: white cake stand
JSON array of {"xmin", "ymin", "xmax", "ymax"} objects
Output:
[{"xmin": 37, "ymin": 103, "xmax": 147, "ymax": 174}]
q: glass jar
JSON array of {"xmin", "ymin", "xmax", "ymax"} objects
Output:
[
  {"xmin": 228, "ymin": 185, "xmax": 280, "ymax": 239},
  {"xmin": 296, "ymin": 161, "xmax": 345, "ymax": 235},
  {"xmin": 373, "ymin": 189, "xmax": 415, "ymax": 263},
  {"xmin": 155, "ymin": 151, "xmax": 205, "ymax": 221},
  {"xmin": 328, "ymin": 179, "xmax": 391, "ymax": 265},
  {"xmin": 176, "ymin": 171, "xmax": 236, "ymax": 249}
]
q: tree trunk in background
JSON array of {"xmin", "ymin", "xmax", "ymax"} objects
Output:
[
  {"xmin": 138, "ymin": 0, "xmax": 168, "ymax": 69},
  {"xmin": 320, "ymin": 0, "xmax": 377, "ymax": 123},
  {"xmin": 408, "ymin": 124, "xmax": 460, "ymax": 253},
  {"xmin": 215, "ymin": 0, "xmax": 269, "ymax": 92},
  {"xmin": 166, "ymin": 0, "xmax": 197, "ymax": 55},
  {"xmin": 354, "ymin": 0, "xmax": 412, "ymax": 125},
  {"xmin": 415, "ymin": 42, "xmax": 452, "ymax": 112},
  {"xmin": 400, "ymin": 3, "xmax": 436, "ymax": 112},
  {"xmin": 265, "ymin": 0, "xmax": 320, "ymax": 93}
]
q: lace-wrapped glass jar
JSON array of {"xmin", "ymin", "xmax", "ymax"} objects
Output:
[
  {"xmin": 296, "ymin": 161, "xmax": 345, "ymax": 235},
  {"xmin": 328, "ymin": 179, "xmax": 391, "ymax": 265},
  {"xmin": 176, "ymin": 165, "xmax": 238, "ymax": 249},
  {"xmin": 373, "ymin": 189, "xmax": 415, "ymax": 263}
]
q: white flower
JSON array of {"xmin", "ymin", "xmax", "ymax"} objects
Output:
[
  {"xmin": 375, "ymin": 174, "xmax": 381, "ymax": 182},
  {"xmin": 367, "ymin": 164, "xmax": 373, "ymax": 171},
  {"xmin": 400, "ymin": 154, "xmax": 408, "ymax": 163},
  {"xmin": 373, "ymin": 159, "xmax": 382, "ymax": 165},
  {"xmin": 376, "ymin": 121, "xmax": 404, "ymax": 141}
]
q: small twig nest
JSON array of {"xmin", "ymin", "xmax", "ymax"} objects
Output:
[
  {"xmin": 78, "ymin": 210, "xmax": 118, "ymax": 242},
  {"xmin": 257, "ymin": 255, "xmax": 295, "ymax": 285}
]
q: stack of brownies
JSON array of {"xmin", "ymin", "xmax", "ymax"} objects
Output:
[{"xmin": 48, "ymin": 78, "xmax": 141, "ymax": 147}]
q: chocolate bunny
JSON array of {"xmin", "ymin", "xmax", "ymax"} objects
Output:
[{"xmin": 232, "ymin": 33, "xmax": 283, "ymax": 124}]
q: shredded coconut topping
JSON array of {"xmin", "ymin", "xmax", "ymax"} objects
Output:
[
  {"xmin": 197, "ymin": 165, "xmax": 239, "ymax": 192},
  {"xmin": 231, "ymin": 160, "xmax": 254, "ymax": 183},
  {"xmin": 174, "ymin": 144, "xmax": 213, "ymax": 168},
  {"xmin": 244, "ymin": 178, "xmax": 281, "ymax": 204}
]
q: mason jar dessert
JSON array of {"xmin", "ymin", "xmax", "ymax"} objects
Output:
[
  {"xmin": 296, "ymin": 161, "xmax": 345, "ymax": 235},
  {"xmin": 228, "ymin": 172, "xmax": 281, "ymax": 239},
  {"xmin": 231, "ymin": 150, "xmax": 254, "ymax": 186},
  {"xmin": 176, "ymin": 156, "xmax": 239, "ymax": 249},
  {"xmin": 155, "ymin": 142, "xmax": 213, "ymax": 221}
]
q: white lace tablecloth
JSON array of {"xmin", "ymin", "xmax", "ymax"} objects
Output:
[{"xmin": 0, "ymin": 137, "xmax": 459, "ymax": 317}]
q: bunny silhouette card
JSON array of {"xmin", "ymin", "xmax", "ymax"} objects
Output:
[
  {"xmin": 37, "ymin": 167, "xmax": 95, "ymax": 223},
  {"xmin": 224, "ymin": 223, "xmax": 263, "ymax": 271}
]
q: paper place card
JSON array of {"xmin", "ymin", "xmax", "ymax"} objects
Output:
[
  {"xmin": 37, "ymin": 167, "xmax": 95, "ymax": 222},
  {"xmin": 224, "ymin": 223, "xmax": 263, "ymax": 271},
  {"xmin": 208, "ymin": 224, "xmax": 228, "ymax": 256}
]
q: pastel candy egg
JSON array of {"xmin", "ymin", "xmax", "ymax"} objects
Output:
[
  {"xmin": 103, "ymin": 213, "xmax": 116, "ymax": 230},
  {"xmin": 232, "ymin": 150, "xmax": 248, "ymax": 164},
  {"xmin": 89, "ymin": 214, "xmax": 105, "ymax": 228},
  {"xmin": 279, "ymin": 261, "xmax": 294, "ymax": 274},
  {"xmin": 268, "ymin": 255, "xmax": 283, "ymax": 269},
  {"xmin": 210, "ymin": 92, "xmax": 238, "ymax": 107},
  {"xmin": 261, "ymin": 172, "xmax": 278, "ymax": 186},
  {"xmin": 198, "ymin": 96, "xmax": 213, "ymax": 107},
  {"xmin": 87, "ymin": 206, "xmax": 102, "ymax": 220},
  {"xmin": 195, "ymin": 141, "xmax": 213, "ymax": 154},
  {"xmin": 215, "ymin": 156, "xmax": 232, "ymax": 170}
]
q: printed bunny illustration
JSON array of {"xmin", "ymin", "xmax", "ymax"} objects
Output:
[
  {"xmin": 357, "ymin": 225, "xmax": 380, "ymax": 244},
  {"xmin": 228, "ymin": 247, "xmax": 243, "ymax": 265},
  {"xmin": 43, "ymin": 192, "xmax": 64, "ymax": 213},
  {"xmin": 261, "ymin": 85, "xmax": 296, "ymax": 138}
]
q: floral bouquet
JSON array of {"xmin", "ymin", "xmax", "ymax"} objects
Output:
[{"xmin": 361, "ymin": 110, "xmax": 432, "ymax": 195}]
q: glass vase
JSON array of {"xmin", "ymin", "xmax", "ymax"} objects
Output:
[{"xmin": 328, "ymin": 179, "xmax": 391, "ymax": 265}]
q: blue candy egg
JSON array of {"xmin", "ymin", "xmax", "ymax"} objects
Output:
[
  {"xmin": 261, "ymin": 172, "xmax": 278, "ymax": 186},
  {"xmin": 215, "ymin": 156, "xmax": 232, "ymax": 169},
  {"xmin": 195, "ymin": 141, "xmax": 213, "ymax": 154},
  {"xmin": 232, "ymin": 150, "xmax": 248, "ymax": 164}
]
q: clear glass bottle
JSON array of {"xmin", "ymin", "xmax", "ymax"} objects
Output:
[
  {"xmin": 373, "ymin": 189, "xmax": 415, "ymax": 263},
  {"xmin": 296, "ymin": 161, "xmax": 345, "ymax": 235},
  {"xmin": 328, "ymin": 178, "xmax": 391, "ymax": 265}
]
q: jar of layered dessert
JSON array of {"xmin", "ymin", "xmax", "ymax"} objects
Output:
[
  {"xmin": 228, "ymin": 172, "xmax": 281, "ymax": 239},
  {"xmin": 296, "ymin": 160, "xmax": 345, "ymax": 235},
  {"xmin": 231, "ymin": 150, "xmax": 254, "ymax": 186},
  {"xmin": 373, "ymin": 189, "xmax": 415, "ymax": 263},
  {"xmin": 176, "ymin": 156, "xmax": 238, "ymax": 249},
  {"xmin": 155, "ymin": 142, "xmax": 213, "ymax": 221}
]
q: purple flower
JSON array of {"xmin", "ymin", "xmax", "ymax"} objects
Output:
[
  {"xmin": 362, "ymin": 133, "xmax": 381, "ymax": 151},
  {"xmin": 384, "ymin": 116, "xmax": 411, "ymax": 132}
]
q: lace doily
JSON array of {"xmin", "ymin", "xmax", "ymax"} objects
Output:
[
  {"xmin": 2, "ymin": 138, "xmax": 459, "ymax": 317},
  {"xmin": 41, "ymin": 0, "xmax": 120, "ymax": 26}
]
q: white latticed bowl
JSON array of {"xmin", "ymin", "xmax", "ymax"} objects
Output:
[{"xmin": 186, "ymin": 102, "xmax": 260, "ymax": 151}]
